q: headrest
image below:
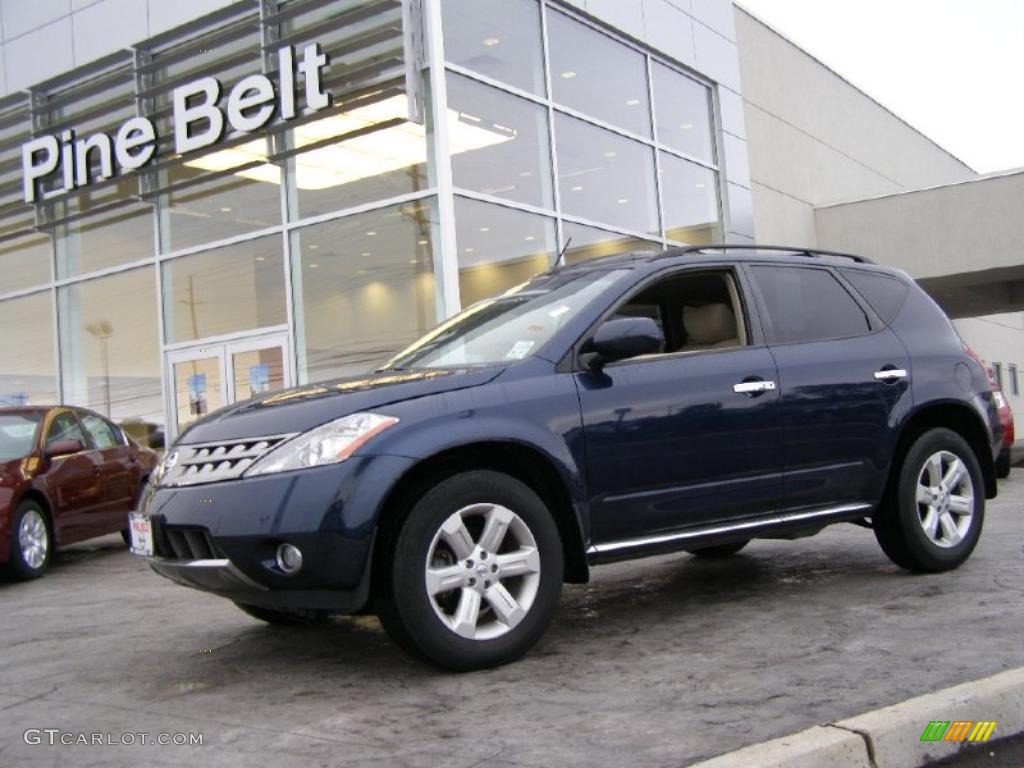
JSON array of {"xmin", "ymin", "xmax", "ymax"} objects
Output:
[{"xmin": 683, "ymin": 303, "xmax": 737, "ymax": 345}]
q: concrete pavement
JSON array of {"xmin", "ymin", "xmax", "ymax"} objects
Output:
[{"xmin": 1, "ymin": 473, "xmax": 1022, "ymax": 767}]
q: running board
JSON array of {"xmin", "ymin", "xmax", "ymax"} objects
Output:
[{"xmin": 586, "ymin": 503, "xmax": 872, "ymax": 562}]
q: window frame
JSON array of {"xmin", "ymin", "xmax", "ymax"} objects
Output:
[
  {"xmin": 743, "ymin": 263, "xmax": 883, "ymax": 347},
  {"xmin": 567, "ymin": 262, "xmax": 765, "ymax": 371}
]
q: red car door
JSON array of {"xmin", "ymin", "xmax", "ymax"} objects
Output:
[
  {"xmin": 78, "ymin": 411, "xmax": 138, "ymax": 534},
  {"xmin": 40, "ymin": 410, "xmax": 102, "ymax": 546}
]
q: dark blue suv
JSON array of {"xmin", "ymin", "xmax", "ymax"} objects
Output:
[{"xmin": 132, "ymin": 245, "xmax": 1001, "ymax": 670}]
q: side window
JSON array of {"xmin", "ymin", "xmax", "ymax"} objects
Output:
[
  {"xmin": 81, "ymin": 413, "xmax": 121, "ymax": 449},
  {"xmin": 840, "ymin": 269, "xmax": 910, "ymax": 323},
  {"xmin": 612, "ymin": 270, "xmax": 747, "ymax": 354},
  {"xmin": 46, "ymin": 412, "xmax": 88, "ymax": 447},
  {"xmin": 750, "ymin": 266, "xmax": 870, "ymax": 344}
]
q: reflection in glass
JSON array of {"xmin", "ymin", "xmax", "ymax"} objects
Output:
[
  {"xmin": 0, "ymin": 234, "xmax": 51, "ymax": 294},
  {"xmin": 172, "ymin": 356, "xmax": 223, "ymax": 436},
  {"xmin": 160, "ymin": 167, "xmax": 282, "ymax": 253},
  {"xmin": 548, "ymin": 10, "xmax": 651, "ymax": 136},
  {"xmin": 652, "ymin": 63, "xmax": 715, "ymax": 162},
  {"xmin": 561, "ymin": 222, "xmax": 661, "ymax": 265},
  {"xmin": 443, "ymin": 0, "xmax": 546, "ymax": 95},
  {"xmin": 0, "ymin": 292, "xmax": 57, "ymax": 406},
  {"xmin": 56, "ymin": 196, "xmax": 154, "ymax": 279},
  {"xmin": 448, "ymin": 73, "xmax": 553, "ymax": 208},
  {"xmin": 454, "ymin": 197, "xmax": 556, "ymax": 306},
  {"xmin": 162, "ymin": 236, "xmax": 286, "ymax": 344},
  {"xmin": 291, "ymin": 199, "xmax": 439, "ymax": 383},
  {"xmin": 232, "ymin": 346, "xmax": 285, "ymax": 402},
  {"xmin": 555, "ymin": 114, "xmax": 659, "ymax": 235},
  {"xmin": 660, "ymin": 153, "xmax": 722, "ymax": 244},
  {"xmin": 58, "ymin": 267, "xmax": 164, "ymax": 448}
]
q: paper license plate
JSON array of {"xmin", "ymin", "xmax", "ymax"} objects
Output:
[{"xmin": 128, "ymin": 513, "xmax": 153, "ymax": 557}]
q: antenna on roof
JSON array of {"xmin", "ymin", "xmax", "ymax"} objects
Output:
[{"xmin": 554, "ymin": 237, "xmax": 572, "ymax": 268}]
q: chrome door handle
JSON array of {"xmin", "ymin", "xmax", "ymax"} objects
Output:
[
  {"xmin": 733, "ymin": 380, "xmax": 776, "ymax": 394},
  {"xmin": 874, "ymin": 369, "xmax": 908, "ymax": 381}
]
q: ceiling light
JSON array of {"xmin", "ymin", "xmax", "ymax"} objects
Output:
[
  {"xmin": 309, "ymin": 263, "xmax": 319, "ymax": 268},
  {"xmin": 417, "ymin": 239, "xmax": 428, "ymax": 245},
  {"xmin": 524, "ymin": 235, "xmax": 535, "ymax": 241},
  {"xmin": 220, "ymin": 207, "xmax": 232, "ymax": 212},
  {"xmin": 603, "ymin": 151, "xmax": 617, "ymax": 158},
  {"xmin": 255, "ymin": 256, "xmax": 266, "ymax": 262},
  {"xmin": 519, "ymin": 171, "xmax": 532, "ymax": 177},
  {"xmin": 479, "ymin": 226, "xmax": 490, "ymax": 232},
  {"xmin": 571, "ymin": 185, "xmax": 583, "ymax": 191},
  {"xmin": 617, "ymin": 198, "xmax": 629, "ymax": 204},
  {"xmin": 625, "ymin": 99, "xmax": 640, "ymax": 106},
  {"xmin": 366, "ymin": 231, "xmax": 377, "ymax": 237},
  {"xmin": 185, "ymin": 94, "xmax": 514, "ymax": 191},
  {"xmin": 482, "ymin": 37, "xmax": 500, "ymax": 46},
  {"xmin": 465, "ymin": 247, "xmax": 475, "ymax": 253},
  {"xmin": 695, "ymin": 183, "xmax": 706, "ymax": 188},
  {"xmin": 409, "ymin": 259, "xmax": 418, "ymax": 264},
  {"xmin": 681, "ymin": 123, "xmax": 693, "ymax": 130},
  {"xmin": 309, "ymin": 244, "xmax": 320, "ymax": 249},
  {"xmin": 361, "ymin": 252, "xmax": 371, "ymax": 257},
  {"xmin": 560, "ymin": 71, "xmax": 577, "ymax": 79}
]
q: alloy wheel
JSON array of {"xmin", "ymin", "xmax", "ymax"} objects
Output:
[
  {"xmin": 916, "ymin": 450, "xmax": 975, "ymax": 548},
  {"xmin": 424, "ymin": 503, "xmax": 541, "ymax": 641},
  {"xmin": 19, "ymin": 508, "xmax": 49, "ymax": 570}
]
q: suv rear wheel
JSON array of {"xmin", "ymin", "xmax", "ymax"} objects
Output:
[
  {"xmin": 875, "ymin": 428, "xmax": 984, "ymax": 572},
  {"xmin": 377, "ymin": 470, "xmax": 563, "ymax": 671}
]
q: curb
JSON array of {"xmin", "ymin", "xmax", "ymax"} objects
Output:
[{"xmin": 689, "ymin": 667, "xmax": 1024, "ymax": 768}]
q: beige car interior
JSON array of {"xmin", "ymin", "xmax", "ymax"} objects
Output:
[{"xmin": 612, "ymin": 270, "xmax": 747, "ymax": 355}]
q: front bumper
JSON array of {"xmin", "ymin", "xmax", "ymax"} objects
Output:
[{"xmin": 138, "ymin": 454, "xmax": 414, "ymax": 612}]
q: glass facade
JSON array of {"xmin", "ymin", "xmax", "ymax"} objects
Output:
[{"xmin": 0, "ymin": 0, "xmax": 726, "ymax": 445}]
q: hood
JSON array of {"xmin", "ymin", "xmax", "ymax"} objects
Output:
[{"xmin": 176, "ymin": 367, "xmax": 504, "ymax": 444}]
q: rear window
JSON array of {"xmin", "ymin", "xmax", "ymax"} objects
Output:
[
  {"xmin": 841, "ymin": 269, "xmax": 909, "ymax": 323},
  {"xmin": 750, "ymin": 266, "xmax": 871, "ymax": 344}
]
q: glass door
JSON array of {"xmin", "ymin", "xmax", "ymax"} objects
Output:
[{"xmin": 165, "ymin": 332, "xmax": 291, "ymax": 440}]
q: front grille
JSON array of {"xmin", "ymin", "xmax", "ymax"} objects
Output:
[
  {"xmin": 161, "ymin": 434, "xmax": 295, "ymax": 487},
  {"xmin": 155, "ymin": 524, "xmax": 224, "ymax": 560}
]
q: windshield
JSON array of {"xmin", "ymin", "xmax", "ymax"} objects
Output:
[
  {"xmin": 0, "ymin": 413, "xmax": 42, "ymax": 461},
  {"xmin": 383, "ymin": 270, "xmax": 626, "ymax": 370}
]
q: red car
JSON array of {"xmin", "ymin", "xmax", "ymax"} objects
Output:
[
  {"xmin": 0, "ymin": 406, "xmax": 158, "ymax": 580},
  {"xmin": 987, "ymin": 368, "xmax": 1015, "ymax": 478}
]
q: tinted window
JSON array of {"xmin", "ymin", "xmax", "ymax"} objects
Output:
[
  {"xmin": 841, "ymin": 269, "xmax": 909, "ymax": 323},
  {"xmin": 47, "ymin": 412, "xmax": 87, "ymax": 446},
  {"xmin": 81, "ymin": 413, "xmax": 122, "ymax": 449},
  {"xmin": 751, "ymin": 266, "xmax": 870, "ymax": 344}
]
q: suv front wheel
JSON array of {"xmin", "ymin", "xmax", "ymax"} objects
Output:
[
  {"xmin": 377, "ymin": 470, "xmax": 563, "ymax": 671},
  {"xmin": 875, "ymin": 428, "xmax": 984, "ymax": 572}
]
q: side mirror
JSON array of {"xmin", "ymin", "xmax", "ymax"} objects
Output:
[
  {"xmin": 586, "ymin": 317, "xmax": 665, "ymax": 367},
  {"xmin": 45, "ymin": 438, "xmax": 84, "ymax": 459}
]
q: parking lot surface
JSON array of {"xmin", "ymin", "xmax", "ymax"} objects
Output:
[{"xmin": 2, "ymin": 475, "xmax": 1022, "ymax": 768}]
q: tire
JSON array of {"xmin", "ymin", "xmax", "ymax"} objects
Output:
[
  {"xmin": 686, "ymin": 540, "xmax": 749, "ymax": 558},
  {"xmin": 4, "ymin": 500, "xmax": 52, "ymax": 581},
  {"xmin": 235, "ymin": 603, "xmax": 328, "ymax": 625},
  {"xmin": 376, "ymin": 470, "xmax": 564, "ymax": 672},
  {"xmin": 874, "ymin": 428, "xmax": 985, "ymax": 573},
  {"xmin": 996, "ymin": 449, "xmax": 1011, "ymax": 479},
  {"xmin": 120, "ymin": 529, "xmax": 131, "ymax": 546}
]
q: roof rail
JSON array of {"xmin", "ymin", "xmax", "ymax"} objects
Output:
[{"xmin": 660, "ymin": 243, "xmax": 875, "ymax": 265}]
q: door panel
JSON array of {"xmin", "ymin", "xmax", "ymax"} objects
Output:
[
  {"xmin": 770, "ymin": 330, "xmax": 911, "ymax": 509},
  {"xmin": 40, "ymin": 412, "xmax": 101, "ymax": 545},
  {"xmin": 171, "ymin": 355, "xmax": 225, "ymax": 437},
  {"xmin": 576, "ymin": 347, "xmax": 783, "ymax": 543},
  {"xmin": 79, "ymin": 413, "xmax": 138, "ymax": 531}
]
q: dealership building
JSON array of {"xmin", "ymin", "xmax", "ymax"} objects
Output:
[{"xmin": 0, "ymin": 0, "xmax": 1021, "ymax": 449}]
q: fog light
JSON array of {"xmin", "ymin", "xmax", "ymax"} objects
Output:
[{"xmin": 275, "ymin": 543, "xmax": 303, "ymax": 574}]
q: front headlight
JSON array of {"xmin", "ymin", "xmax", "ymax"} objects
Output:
[
  {"xmin": 244, "ymin": 412, "xmax": 399, "ymax": 477},
  {"xmin": 150, "ymin": 449, "xmax": 179, "ymax": 487}
]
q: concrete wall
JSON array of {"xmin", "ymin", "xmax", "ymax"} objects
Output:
[{"xmin": 735, "ymin": 6, "xmax": 974, "ymax": 247}]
